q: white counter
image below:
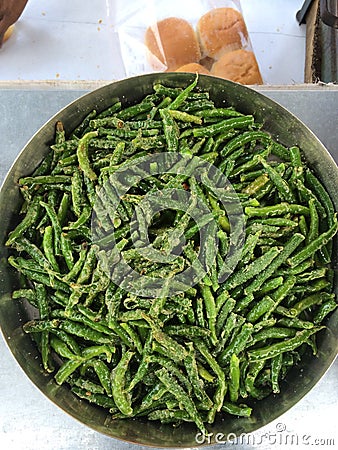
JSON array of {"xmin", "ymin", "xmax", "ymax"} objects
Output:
[{"xmin": 0, "ymin": 0, "xmax": 306, "ymax": 84}]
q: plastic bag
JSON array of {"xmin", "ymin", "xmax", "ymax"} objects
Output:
[{"xmin": 111, "ymin": 0, "xmax": 263, "ymax": 84}]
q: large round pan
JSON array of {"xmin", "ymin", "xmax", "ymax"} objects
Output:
[{"xmin": 0, "ymin": 73, "xmax": 337, "ymax": 448}]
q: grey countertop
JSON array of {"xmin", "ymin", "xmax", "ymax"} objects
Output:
[{"xmin": 0, "ymin": 84, "xmax": 337, "ymax": 450}]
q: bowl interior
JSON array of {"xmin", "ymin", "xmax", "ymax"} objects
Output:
[{"xmin": 0, "ymin": 73, "xmax": 337, "ymax": 447}]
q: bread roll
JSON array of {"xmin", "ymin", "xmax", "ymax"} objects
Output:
[
  {"xmin": 175, "ymin": 62, "xmax": 210, "ymax": 75},
  {"xmin": 197, "ymin": 8, "xmax": 248, "ymax": 60},
  {"xmin": 145, "ymin": 17, "xmax": 201, "ymax": 71},
  {"xmin": 3, "ymin": 24, "xmax": 15, "ymax": 43},
  {"xmin": 210, "ymin": 49, "xmax": 263, "ymax": 85}
]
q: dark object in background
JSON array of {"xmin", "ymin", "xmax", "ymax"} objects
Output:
[
  {"xmin": 0, "ymin": 0, "xmax": 29, "ymax": 46},
  {"xmin": 297, "ymin": 0, "xmax": 338, "ymax": 83}
]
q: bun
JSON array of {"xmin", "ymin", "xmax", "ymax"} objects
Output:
[
  {"xmin": 3, "ymin": 24, "xmax": 15, "ymax": 42},
  {"xmin": 211, "ymin": 49, "xmax": 263, "ymax": 85},
  {"xmin": 197, "ymin": 8, "xmax": 248, "ymax": 60},
  {"xmin": 145, "ymin": 17, "xmax": 201, "ymax": 71},
  {"xmin": 175, "ymin": 63, "xmax": 210, "ymax": 75}
]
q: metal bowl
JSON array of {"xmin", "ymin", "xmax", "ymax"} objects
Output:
[{"xmin": 0, "ymin": 73, "xmax": 337, "ymax": 448}]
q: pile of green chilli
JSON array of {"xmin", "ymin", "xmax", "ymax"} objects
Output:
[{"xmin": 6, "ymin": 76, "xmax": 337, "ymax": 434}]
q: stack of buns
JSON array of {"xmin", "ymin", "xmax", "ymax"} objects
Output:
[{"xmin": 144, "ymin": 7, "xmax": 263, "ymax": 85}]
